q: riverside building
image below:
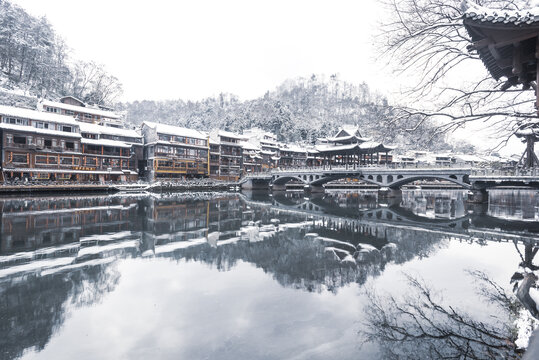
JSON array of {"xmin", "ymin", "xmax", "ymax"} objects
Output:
[
  {"xmin": 209, "ymin": 130, "xmax": 244, "ymax": 181},
  {"xmin": 0, "ymin": 105, "xmax": 142, "ymax": 182},
  {"xmin": 141, "ymin": 121, "xmax": 209, "ymax": 181}
]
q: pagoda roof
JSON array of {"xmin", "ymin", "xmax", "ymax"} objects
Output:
[
  {"xmin": 326, "ymin": 134, "xmax": 372, "ymax": 143},
  {"xmin": 462, "ymin": 0, "xmax": 539, "ymax": 82},
  {"xmin": 315, "ymin": 142, "xmax": 394, "ymax": 154}
]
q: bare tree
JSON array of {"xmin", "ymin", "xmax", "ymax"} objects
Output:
[
  {"xmin": 360, "ymin": 272, "xmax": 524, "ymax": 359},
  {"xmin": 378, "ymin": 0, "xmax": 537, "ymax": 147}
]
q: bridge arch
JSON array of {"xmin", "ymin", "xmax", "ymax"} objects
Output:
[
  {"xmin": 387, "ymin": 175, "xmax": 470, "ymax": 189},
  {"xmin": 272, "ymin": 175, "xmax": 307, "ymax": 185}
]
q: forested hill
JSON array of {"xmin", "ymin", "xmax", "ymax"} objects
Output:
[
  {"xmin": 121, "ymin": 76, "xmax": 453, "ymax": 151},
  {"xmin": 0, "ymin": 0, "xmax": 121, "ymax": 105},
  {"xmin": 0, "ymin": 0, "xmax": 461, "ymax": 152}
]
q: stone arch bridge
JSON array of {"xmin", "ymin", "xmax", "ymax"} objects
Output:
[{"xmin": 240, "ymin": 166, "xmax": 472, "ymax": 192}]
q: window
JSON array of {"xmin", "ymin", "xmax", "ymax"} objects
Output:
[
  {"xmin": 62, "ymin": 126, "xmax": 72, "ymax": 133},
  {"xmin": 65, "ymin": 110, "xmax": 74, "ymax": 116},
  {"xmin": 4, "ymin": 117, "xmax": 28, "ymax": 126},
  {"xmin": 34, "ymin": 122, "xmax": 49, "ymax": 129},
  {"xmin": 65, "ymin": 142, "xmax": 74, "ymax": 150},
  {"xmin": 44, "ymin": 139, "xmax": 52, "ymax": 148},
  {"xmin": 61, "ymin": 157, "xmax": 73, "ymax": 165},
  {"xmin": 84, "ymin": 114, "xmax": 93, "ymax": 119},
  {"xmin": 13, "ymin": 136, "xmax": 26, "ymax": 145},
  {"xmin": 36, "ymin": 156, "xmax": 47, "ymax": 164},
  {"xmin": 46, "ymin": 107, "xmax": 58, "ymax": 113},
  {"xmin": 6, "ymin": 134, "xmax": 12, "ymax": 143},
  {"xmin": 12, "ymin": 154, "xmax": 28, "ymax": 164},
  {"xmin": 85, "ymin": 157, "xmax": 97, "ymax": 166},
  {"xmin": 48, "ymin": 156, "xmax": 57, "ymax": 165}
]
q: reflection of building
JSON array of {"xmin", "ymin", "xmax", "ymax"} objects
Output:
[
  {"xmin": 142, "ymin": 121, "xmax": 209, "ymax": 181},
  {"xmin": 488, "ymin": 189, "xmax": 539, "ymax": 221},
  {"xmin": 400, "ymin": 190, "xmax": 467, "ymax": 219},
  {"xmin": 0, "ymin": 196, "xmax": 140, "ymax": 254}
]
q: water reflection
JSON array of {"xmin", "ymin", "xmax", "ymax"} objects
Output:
[
  {"xmin": 401, "ymin": 189, "xmax": 468, "ymax": 219},
  {"xmin": 0, "ymin": 189, "xmax": 537, "ymax": 359},
  {"xmin": 488, "ymin": 188, "xmax": 539, "ymax": 222}
]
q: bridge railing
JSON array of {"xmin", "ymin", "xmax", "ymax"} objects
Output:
[
  {"xmin": 242, "ymin": 163, "xmax": 474, "ymax": 176},
  {"xmin": 241, "ymin": 163, "xmax": 539, "ymax": 179},
  {"xmin": 470, "ymin": 168, "xmax": 539, "ymax": 177}
]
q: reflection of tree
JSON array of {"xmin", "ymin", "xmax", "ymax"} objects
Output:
[
  {"xmin": 0, "ymin": 263, "xmax": 120, "ymax": 360},
  {"xmin": 159, "ymin": 224, "xmax": 446, "ymax": 293},
  {"xmin": 361, "ymin": 272, "xmax": 522, "ymax": 359}
]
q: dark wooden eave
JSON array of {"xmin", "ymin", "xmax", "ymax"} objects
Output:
[{"xmin": 463, "ymin": 18, "xmax": 539, "ymax": 87}]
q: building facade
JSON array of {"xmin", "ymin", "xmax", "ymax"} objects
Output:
[
  {"xmin": 142, "ymin": 121, "xmax": 209, "ymax": 181},
  {"xmin": 0, "ymin": 105, "xmax": 141, "ymax": 183},
  {"xmin": 209, "ymin": 130, "xmax": 244, "ymax": 181}
]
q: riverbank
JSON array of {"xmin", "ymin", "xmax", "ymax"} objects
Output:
[{"xmin": 0, "ymin": 179, "xmax": 240, "ymax": 195}]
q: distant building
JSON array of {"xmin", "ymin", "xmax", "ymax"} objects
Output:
[
  {"xmin": 209, "ymin": 130, "xmax": 244, "ymax": 181},
  {"xmin": 241, "ymin": 141, "xmax": 262, "ymax": 174},
  {"xmin": 314, "ymin": 125, "xmax": 394, "ymax": 165},
  {"xmin": 243, "ymin": 128, "xmax": 280, "ymax": 169},
  {"xmin": 279, "ymin": 144, "xmax": 307, "ymax": 167},
  {"xmin": 141, "ymin": 121, "xmax": 209, "ymax": 181}
]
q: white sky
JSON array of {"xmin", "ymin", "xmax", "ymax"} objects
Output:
[
  {"xmin": 12, "ymin": 0, "xmax": 391, "ymax": 102},
  {"xmin": 9, "ymin": 0, "xmax": 526, "ymax": 155}
]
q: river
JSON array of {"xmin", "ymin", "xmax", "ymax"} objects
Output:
[{"xmin": 0, "ymin": 188, "xmax": 538, "ymax": 359}]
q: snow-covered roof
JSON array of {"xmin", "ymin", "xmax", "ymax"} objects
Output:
[
  {"xmin": 315, "ymin": 142, "xmax": 394, "ymax": 153},
  {"xmin": 143, "ymin": 121, "xmax": 207, "ymax": 140},
  {"xmin": 0, "ymin": 104, "xmax": 79, "ymax": 125},
  {"xmin": 240, "ymin": 141, "xmax": 260, "ymax": 151},
  {"xmin": 280, "ymin": 144, "xmax": 306, "ymax": 153},
  {"xmin": 81, "ymin": 138, "xmax": 131, "ymax": 148},
  {"xmin": 218, "ymin": 130, "xmax": 247, "ymax": 140},
  {"xmin": 326, "ymin": 134, "xmax": 372, "ymax": 143},
  {"xmin": 333, "ymin": 125, "xmax": 362, "ymax": 138},
  {"xmin": 79, "ymin": 122, "xmax": 141, "ymax": 139},
  {"xmin": 461, "ymin": 0, "xmax": 539, "ymax": 26},
  {"xmin": 453, "ymin": 154, "xmax": 485, "ymax": 162},
  {"xmin": 0, "ymin": 123, "xmax": 82, "ymax": 138},
  {"xmin": 516, "ymin": 127, "xmax": 539, "ymax": 137},
  {"xmin": 41, "ymin": 100, "xmax": 122, "ymax": 119}
]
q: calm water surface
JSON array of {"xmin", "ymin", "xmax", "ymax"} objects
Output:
[{"xmin": 1, "ymin": 188, "xmax": 538, "ymax": 359}]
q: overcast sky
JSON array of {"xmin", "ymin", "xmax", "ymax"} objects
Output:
[
  {"xmin": 12, "ymin": 0, "xmax": 392, "ymax": 102},
  {"xmin": 10, "ymin": 0, "xmax": 526, "ymax": 155}
]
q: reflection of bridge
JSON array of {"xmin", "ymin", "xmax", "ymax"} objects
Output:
[
  {"xmin": 249, "ymin": 194, "xmax": 539, "ymax": 246},
  {"xmin": 240, "ymin": 166, "xmax": 539, "ymax": 196}
]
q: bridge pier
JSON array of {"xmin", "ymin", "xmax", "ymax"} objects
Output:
[{"xmin": 468, "ymin": 189, "xmax": 488, "ymax": 203}]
